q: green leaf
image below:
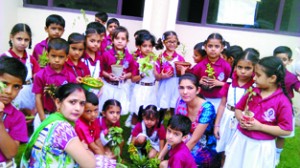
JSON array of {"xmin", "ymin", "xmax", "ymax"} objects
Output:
[{"xmin": 0, "ymin": 81, "xmax": 7, "ymax": 93}]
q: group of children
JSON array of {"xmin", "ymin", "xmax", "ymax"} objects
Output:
[{"xmin": 0, "ymin": 11, "xmax": 299, "ymax": 168}]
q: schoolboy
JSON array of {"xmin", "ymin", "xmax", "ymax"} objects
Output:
[
  {"xmin": 0, "ymin": 56, "xmax": 28, "ymax": 167},
  {"xmin": 32, "ymin": 38, "xmax": 76, "ymax": 130},
  {"xmin": 159, "ymin": 115, "xmax": 197, "ymax": 168},
  {"xmin": 95, "ymin": 12, "xmax": 108, "ymax": 26},
  {"xmin": 75, "ymin": 91, "xmax": 104, "ymax": 155},
  {"xmin": 32, "ymin": 14, "xmax": 65, "ymax": 61},
  {"xmin": 100, "ymin": 18, "xmax": 120, "ymax": 53},
  {"xmin": 273, "ymin": 46, "xmax": 300, "ymax": 165}
]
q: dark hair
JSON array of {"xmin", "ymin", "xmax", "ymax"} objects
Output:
[
  {"xmin": 85, "ymin": 91, "xmax": 98, "ymax": 106},
  {"xmin": 0, "ymin": 56, "xmax": 28, "ymax": 84},
  {"xmin": 68, "ymin": 33, "xmax": 85, "ymax": 45},
  {"xmin": 167, "ymin": 114, "xmax": 191, "ymax": 136},
  {"xmin": 137, "ymin": 105, "xmax": 160, "ymax": 127},
  {"xmin": 134, "ymin": 29, "xmax": 150, "ymax": 38},
  {"xmin": 45, "ymin": 14, "xmax": 65, "ymax": 28},
  {"xmin": 85, "ymin": 28, "xmax": 100, "ymax": 38},
  {"xmin": 112, "ymin": 26, "xmax": 129, "ymax": 40},
  {"xmin": 179, "ymin": 73, "xmax": 204, "ymax": 99},
  {"xmin": 258, "ymin": 56, "xmax": 291, "ymax": 104},
  {"xmin": 273, "ymin": 46, "xmax": 292, "ymax": 59},
  {"xmin": 102, "ymin": 99, "xmax": 122, "ymax": 111},
  {"xmin": 106, "ymin": 18, "xmax": 120, "ymax": 27},
  {"xmin": 48, "ymin": 38, "xmax": 69, "ymax": 55},
  {"xmin": 9, "ymin": 23, "xmax": 32, "ymax": 49},
  {"xmin": 225, "ymin": 45, "xmax": 243, "ymax": 61},
  {"xmin": 86, "ymin": 22, "xmax": 106, "ymax": 34},
  {"xmin": 244, "ymin": 48, "xmax": 260, "ymax": 58},
  {"xmin": 179, "ymin": 73, "xmax": 200, "ymax": 88},
  {"xmin": 194, "ymin": 42, "xmax": 206, "ymax": 57},
  {"xmin": 155, "ymin": 31, "xmax": 180, "ymax": 50},
  {"xmin": 55, "ymin": 83, "xmax": 85, "ymax": 102},
  {"xmin": 135, "ymin": 33, "xmax": 156, "ymax": 47},
  {"xmin": 230, "ymin": 48, "xmax": 259, "ymax": 78},
  {"xmin": 204, "ymin": 33, "xmax": 226, "ymax": 46},
  {"xmin": 95, "ymin": 12, "xmax": 108, "ymax": 22}
]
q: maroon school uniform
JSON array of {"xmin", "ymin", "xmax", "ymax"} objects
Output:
[{"xmin": 65, "ymin": 59, "xmax": 90, "ymax": 77}]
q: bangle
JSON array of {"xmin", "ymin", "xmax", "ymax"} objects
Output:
[{"xmin": 214, "ymin": 125, "xmax": 220, "ymax": 127}]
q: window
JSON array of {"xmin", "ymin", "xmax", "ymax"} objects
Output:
[
  {"xmin": 24, "ymin": 0, "xmax": 145, "ymax": 18},
  {"xmin": 177, "ymin": 0, "xmax": 300, "ymax": 36}
]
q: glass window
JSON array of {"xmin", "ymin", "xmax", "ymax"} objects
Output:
[
  {"xmin": 177, "ymin": 0, "xmax": 204, "ymax": 23},
  {"xmin": 280, "ymin": 0, "xmax": 300, "ymax": 33},
  {"xmin": 207, "ymin": 0, "xmax": 280, "ymax": 30},
  {"xmin": 24, "ymin": 0, "xmax": 145, "ymax": 17}
]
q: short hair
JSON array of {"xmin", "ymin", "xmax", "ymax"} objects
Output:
[
  {"xmin": 86, "ymin": 22, "xmax": 106, "ymax": 34},
  {"xmin": 95, "ymin": 12, "xmax": 108, "ymax": 22},
  {"xmin": 0, "ymin": 56, "xmax": 28, "ymax": 84},
  {"xmin": 167, "ymin": 114, "xmax": 191, "ymax": 136},
  {"xmin": 47, "ymin": 38, "xmax": 69, "ymax": 55},
  {"xmin": 106, "ymin": 18, "xmax": 120, "ymax": 27},
  {"xmin": 273, "ymin": 46, "xmax": 293, "ymax": 59},
  {"xmin": 85, "ymin": 91, "xmax": 99, "ymax": 106},
  {"xmin": 45, "ymin": 14, "xmax": 65, "ymax": 28}
]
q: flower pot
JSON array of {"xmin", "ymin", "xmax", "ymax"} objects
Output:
[
  {"xmin": 174, "ymin": 61, "xmax": 191, "ymax": 76},
  {"xmin": 111, "ymin": 64, "xmax": 124, "ymax": 77},
  {"xmin": 243, "ymin": 111, "xmax": 254, "ymax": 122},
  {"xmin": 201, "ymin": 76, "xmax": 213, "ymax": 91},
  {"xmin": 81, "ymin": 77, "xmax": 103, "ymax": 95}
]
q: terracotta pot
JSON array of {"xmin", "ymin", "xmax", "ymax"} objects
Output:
[{"xmin": 174, "ymin": 61, "xmax": 191, "ymax": 76}]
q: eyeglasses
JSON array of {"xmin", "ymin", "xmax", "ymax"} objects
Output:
[{"xmin": 165, "ymin": 41, "xmax": 178, "ymax": 45}]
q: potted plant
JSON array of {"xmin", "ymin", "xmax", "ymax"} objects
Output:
[
  {"xmin": 128, "ymin": 140, "xmax": 161, "ymax": 168},
  {"xmin": 202, "ymin": 63, "xmax": 215, "ymax": 90},
  {"xmin": 243, "ymin": 87, "xmax": 256, "ymax": 121},
  {"xmin": 80, "ymin": 76, "xmax": 104, "ymax": 95},
  {"xmin": 38, "ymin": 50, "xmax": 48, "ymax": 68},
  {"xmin": 137, "ymin": 52, "xmax": 158, "ymax": 77},
  {"xmin": 111, "ymin": 51, "xmax": 125, "ymax": 78}
]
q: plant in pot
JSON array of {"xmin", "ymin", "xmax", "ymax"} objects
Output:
[
  {"xmin": 202, "ymin": 63, "xmax": 215, "ymax": 90},
  {"xmin": 80, "ymin": 76, "xmax": 104, "ymax": 95},
  {"xmin": 111, "ymin": 51, "xmax": 125, "ymax": 78},
  {"xmin": 243, "ymin": 86, "xmax": 256, "ymax": 121},
  {"xmin": 38, "ymin": 50, "xmax": 48, "ymax": 68},
  {"xmin": 128, "ymin": 140, "xmax": 160, "ymax": 168},
  {"xmin": 137, "ymin": 52, "xmax": 158, "ymax": 77}
]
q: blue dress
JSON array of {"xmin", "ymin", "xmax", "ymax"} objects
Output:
[{"xmin": 175, "ymin": 98, "xmax": 221, "ymax": 167}]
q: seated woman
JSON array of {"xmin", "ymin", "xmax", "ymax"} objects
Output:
[
  {"xmin": 21, "ymin": 83, "xmax": 96, "ymax": 168},
  {"xmin": 160, "ymin": 73, "xmax": 221, "ymax": 168}
]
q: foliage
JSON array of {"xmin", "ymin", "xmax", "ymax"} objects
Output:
[
  {"xmin": 115, "ymin": 51, "xmax": 125, "ymax": 65},
  {"xmin": 205, "ymin": 63, "xmax": 215, "ymax": 79},
  {"xmin": 72, "ymin": 9, "xmax": 89, "ymax": 28},
  {"xmin": 244, "ymin": 86, "xmax": 257, "ymax": 116},
  {"xmin": 44, "ymin": 84, "xmax": 57, "ymax": 98},
  {"xmin": 107, "ymin": 127, "xmax": 124, "ymax": 163},
  {"xmin": 137, "ymin": 52, "xmax": 158, "ymax": 76},
  {"xmin": 81, "ymin": 76, "xmax": 103, "ymax": 88},
  {"xmin": 38, "ymin": 50, "xmax": 48, "ymax": 67},
  {"xmin": 128, "ymin": 141, "xmax": 160, "ymax": 168}
]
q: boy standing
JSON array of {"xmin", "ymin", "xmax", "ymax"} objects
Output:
[
  {"xmin": 32, "ymin": 14, "xmax": 65, "ymax": 62},
  {"xmin": 159, "ymin": 115, "xmax": 197, "ymax": 168},
  {"xmin": 32, "ymin": 38, "xmax": 76, "ymax": 130},
  {"xmin": 273, "ymin": 46, "xmax": 300, "ymax": 165},
  {"xmin": 0, "ymin": 56, "xmax": 28, "ymax": 167}
]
